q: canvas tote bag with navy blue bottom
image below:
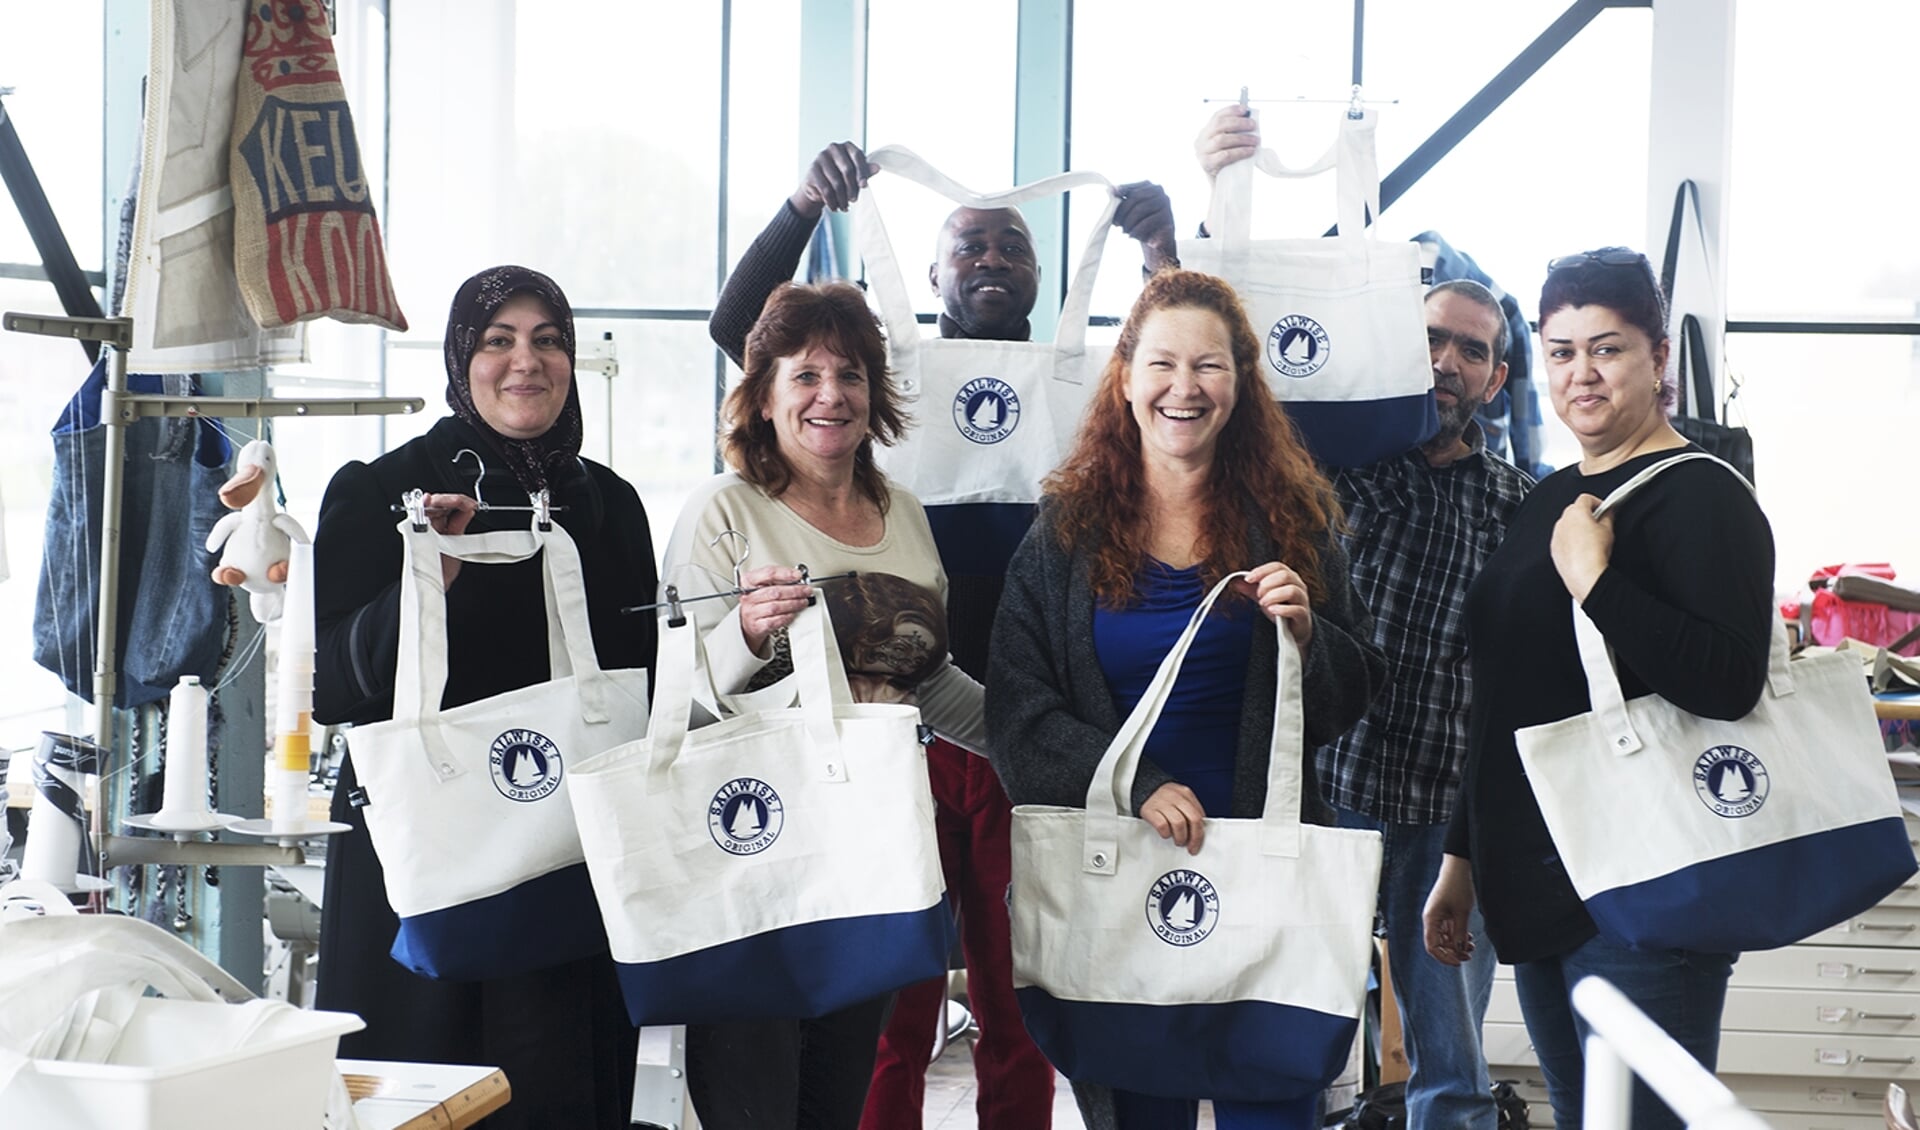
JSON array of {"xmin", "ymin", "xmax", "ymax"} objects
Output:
[
  {"xmin": 568, "ymin": 601, "xmax": 952, "ymax": 1025},
  {"xmin": 348, "ymin": 517, "xmax": 650, "ymax": 981},
  {"xmin": 852, "ymin": 148, "xmax": 1119, "ymax": 601},
  {"xmin": 1009, "ymin": 573, "xmax": 1383, "ymax": 1103},
  {"xmin": 1516, "ymin": 452, "xmax": 1917, "ymax": 953},
  {"xmin": 1181, "ymin": 111, "xmax": 1436, "ymax": 468}
]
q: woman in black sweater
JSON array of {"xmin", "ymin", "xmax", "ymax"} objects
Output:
[
  {"xmin": 1424, "ymin": 249, "xmax": 1773, "ymax": 1130},
  {"xmin": 312, "ymin": 265, "xmax": 656, "ymax": 1129}
]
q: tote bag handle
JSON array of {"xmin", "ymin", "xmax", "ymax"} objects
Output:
[
  {"xmin": 1081, "ymin": 571, "xmax": 1307, "ymax": 875},
  {"xmin": 853, "ymin": 145, "xmax": 1119, "ymax": 375},
  {"xmin": 1572, "ymin": 451, "xmax": 1789, "ymax": 756},
  {"xmin": 389, "ymin": 516, "xmax": 611, "ymax": 780},
  {"xmin": 1207, "ymin": 110, "xmax": 1381, "ymax": 249},
  {"xmin": 645, "ymin": 599, "xmax": 857, "ymax": 786}
]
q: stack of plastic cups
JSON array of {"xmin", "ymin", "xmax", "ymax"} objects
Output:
[{"xmin": 273, "ymin": 542, "xmax": 315, "ymax": 834}]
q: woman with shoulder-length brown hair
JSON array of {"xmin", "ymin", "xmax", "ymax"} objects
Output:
[
  {"xmin": 659, "ymin": 280, "xmax": 988, "ymax": 1130},
  {"xmin": 986, "ymin": 268, "xmax": 1386, "ymax": 1130}
]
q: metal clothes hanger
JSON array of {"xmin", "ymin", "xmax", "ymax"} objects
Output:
[
  {"xmin": 623, "ymin": 530, "xmax": 856, "ymax": 628},
  {"xmin": 392, "ymin": 448, "xmax": 567, "ymax": 531}
]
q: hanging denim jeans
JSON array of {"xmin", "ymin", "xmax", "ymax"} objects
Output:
[{"xmin": 33, "ymin": 358, "xmax": 233, "ymax": 707}]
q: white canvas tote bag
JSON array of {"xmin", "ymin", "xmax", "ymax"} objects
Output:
[
  {"xmin": 1009, "ymin": 573, "xmax": 1382, "ymax": 1102},
  {"xmin": 1516, "ymin": 452, "xmax": 1916, "ymax": 952},
  {"xmin": 349, "ymin": 517, "xmax": 649, "ymax": 980},
  {"xmin": 1182, "ymin": 111, "xmax": 1434, "ymax": 467},
  {"xmin": 567, "ymin": 601, "xmax": 952, "ymax": 1026},
  {"xmin": 851, "ymin": 147, "xmax": 1116, "ymax": 511}
]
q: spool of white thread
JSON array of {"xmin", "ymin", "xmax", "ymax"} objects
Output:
[
  {"xmin": 152, "ymin": 676, "xmax": 212, "ymax": 828},
  {"xmin": 20, "ymin": 733, "xmax": 98, "ymax": 888}
]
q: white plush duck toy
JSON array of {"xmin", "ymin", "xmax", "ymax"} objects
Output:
[{"xmin": 205, "ymin": 439, "xmax": 310, "ymax": 623}]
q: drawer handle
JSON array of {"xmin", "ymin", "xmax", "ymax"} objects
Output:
[
  {"xmin": 1855, "ymin": 1092, "xmax": 1886, "ymax": 1101},
  {"xmin": 1857, "ymin": 1012, "xmax": 1919, "ymax": 1021},
  {"xmin": 1857, "ymin": 1056, "xmax": 1918, "ymax": 1065},
  {"xmin": 1856, "ymin": 922, "xmax": 1917, "ymax": 932},
  {"xmin": 1858, "ymin": 968, "xmax": 1917, "ymax": 977}
]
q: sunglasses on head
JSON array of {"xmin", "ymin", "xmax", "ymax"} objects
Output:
[{"xmin": 1547, "ymin": 248, "xmax": 1648, "ymax": 272}]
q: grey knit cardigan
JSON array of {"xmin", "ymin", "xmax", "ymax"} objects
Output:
[
  {"xmin": 986, "ymin": 501, "xmax": 1385, "ymax": 823},
  {"xmin": 983, "ymin": 500, "xmax": 1387, "ymax": 1128}
]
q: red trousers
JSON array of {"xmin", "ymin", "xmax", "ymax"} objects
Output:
[{"xmin": 859, "ymin": 739, "xmax": 1055, "ymax": 1129}]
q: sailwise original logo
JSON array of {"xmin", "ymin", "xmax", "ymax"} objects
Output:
[
  {"xmin": 953, "ymin": 377, "xmax": 1021, "ymax": 444},
  {"xmin": 1146, "ymin": 869, "xmax": 1220, "ymax": 946},
  {"xmin": 709, "ymin": 778, "xmax": 785, "ymax": 855},
  {"xmin": 1694, "ymin": 745, "xmax": 1769, "ymax": 818},
  {"xmin": 1266, "ymin": 314, "xmax": 1331, "ymax": 379},
  {"xmin": 488, "ymin": 729, "xmax": 563, "ymax": 802}
]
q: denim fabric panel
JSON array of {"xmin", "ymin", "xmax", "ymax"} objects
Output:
[
  {"xmin": 33, "ymin": 361, "xmax": 233, "ymax": 707},
  {"xmin": 1511, "ymin": 935, "xmax": 1734, "ymax": 1130},
  {"xmin": 32, "ymin": 416, "xmax": 104, "ymax": 700},
  {"xmin": 121, "ymin": 430, "xmax": 231, "ymax": 693},
  {"xmin": 1336, "ymin": 810, "xmax": 1498, "ymax": 1130}
]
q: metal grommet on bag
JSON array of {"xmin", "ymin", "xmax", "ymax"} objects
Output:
[{"xmin": 1090, "ymin": 852, "xmax": 1108, "ymax": 868}]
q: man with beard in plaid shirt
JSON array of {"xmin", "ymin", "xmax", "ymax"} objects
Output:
[{"xmin": 1325, "ymin": 279, "xmax": 1535, "ymax": 1130}]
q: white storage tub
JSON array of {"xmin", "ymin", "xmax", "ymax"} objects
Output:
[{"xmin": 1, "ymin": 998, "xmax": 363, "ymax": 1129}]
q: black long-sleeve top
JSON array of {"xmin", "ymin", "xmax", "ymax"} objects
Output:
[
  {"xmin": 709, "ymin": 201, "xmax": 820, "ymax": 368},
  {"xmin": 312, "ymin": 415, "xmax": 657, "ymax": 724},
  {"xmin": 308, "ymin": 414, "xmax": 655, "ymax": 1101},
  {"xmin": 1446, "ymin": 446, "xmax": 1774, "ymax": 963}
]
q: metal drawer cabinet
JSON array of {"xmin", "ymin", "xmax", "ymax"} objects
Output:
[
  {"xmin": 1732, "ymin": 945, "xmax": 1920, "ymax": 992},
  {"xmin": 1742, "ymin": 1112, "xmax": 1885, "ymax": 1130},
  {"xmin": 1711, "ymin": 1029, "xmax": 1920, "ymax": 1080},
  {"xmin": 1490, "ymin": 980, "xmax": 1920, "ymax": 1036},
  {"xmin": 1721, "ymin": 1074, "xmax": 1897, "ymax": 1120}
]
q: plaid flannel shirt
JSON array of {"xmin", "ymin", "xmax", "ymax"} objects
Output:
[{"xmin": 1317, "ymin": 427, "xmax": 1534, "ymax": 824}]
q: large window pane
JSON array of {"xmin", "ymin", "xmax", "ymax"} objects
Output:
[
  {"xmin": 1072, "ymin": 2, "xmax": 1358, "ymax": 320},
  {"xmin": 581, "ymin": 320, "xmax": 723, "ymax": 557},
  {"xmin": 0, "ymin": 7, "xmax": 104, "ymax": 268},
  {"xmin": 725, "ymin": 0, "xmax": 803, "ymax": 279},
  {"xmin": 0, "ymin": 6, "xmax": 104, "ymax": 751},
  {"xmin": 1725, "ymin": 333, "xmax": 1920, "ymax": 588},
  {"xmin": 1728, "ymin": 1, "xmax": 1920, "ymax": 318},
  {"xmin": 865, "ymin": 0, "xmax": 1017, "ymax": 319},
  {"xmin": 386, "ymin": 1, "xmax": 721, "ymax": 321},
  {"xmin": 0, "ymin": 280, "xmax": 95, "ymax": 751}
]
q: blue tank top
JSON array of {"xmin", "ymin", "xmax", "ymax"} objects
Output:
[{"xmin": 1093, "ymin": 561, "xmax": 1254, "ymax": 815}]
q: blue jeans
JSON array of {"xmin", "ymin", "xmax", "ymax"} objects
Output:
[
  {"xmin": 1336, "ymin": 810, "xmax": 1497, "ymax": 1130},
  {"xmin": 1112, "ymin": 1090, "xmax": 1318, "ymax": 1129},
  {"xmin": 1511, "ymin": 934, "xmax": 1733, "ymax": 1130}
]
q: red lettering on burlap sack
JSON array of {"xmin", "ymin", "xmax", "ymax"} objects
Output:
[
  {"xmin": 230, "ymin": 0, "xmax": 407, "ymax": 330},
  {"xmin": 263, "ymin": 211, "xmax": 402, "ymax": 328}
]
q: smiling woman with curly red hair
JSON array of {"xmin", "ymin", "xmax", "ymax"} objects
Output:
[
  {"xmin": 985, "ymin": 268, "xmax": 1387, "ymax": 1129},
  {"xmin": 1044, "ymin": 269, "xmax": 1343, "ymax": 607}
]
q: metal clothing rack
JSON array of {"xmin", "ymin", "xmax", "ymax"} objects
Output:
[{"xmin": 2, "ymin": 310, "xmax": 425, "ymax": 870}]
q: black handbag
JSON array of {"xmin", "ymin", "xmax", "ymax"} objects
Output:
[
  {"xmin": 1669, "ymin": 313, "xmax": 1755, "ymax": 482},
  {"xmin": 1660, "ymin": 181, "xmax": 1754, "ymax": 482}
]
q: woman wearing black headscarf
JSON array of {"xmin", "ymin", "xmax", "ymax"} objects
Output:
[{"xmin": 312, "ymin": 265, "xmax": 655, "ymax": 1128}]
